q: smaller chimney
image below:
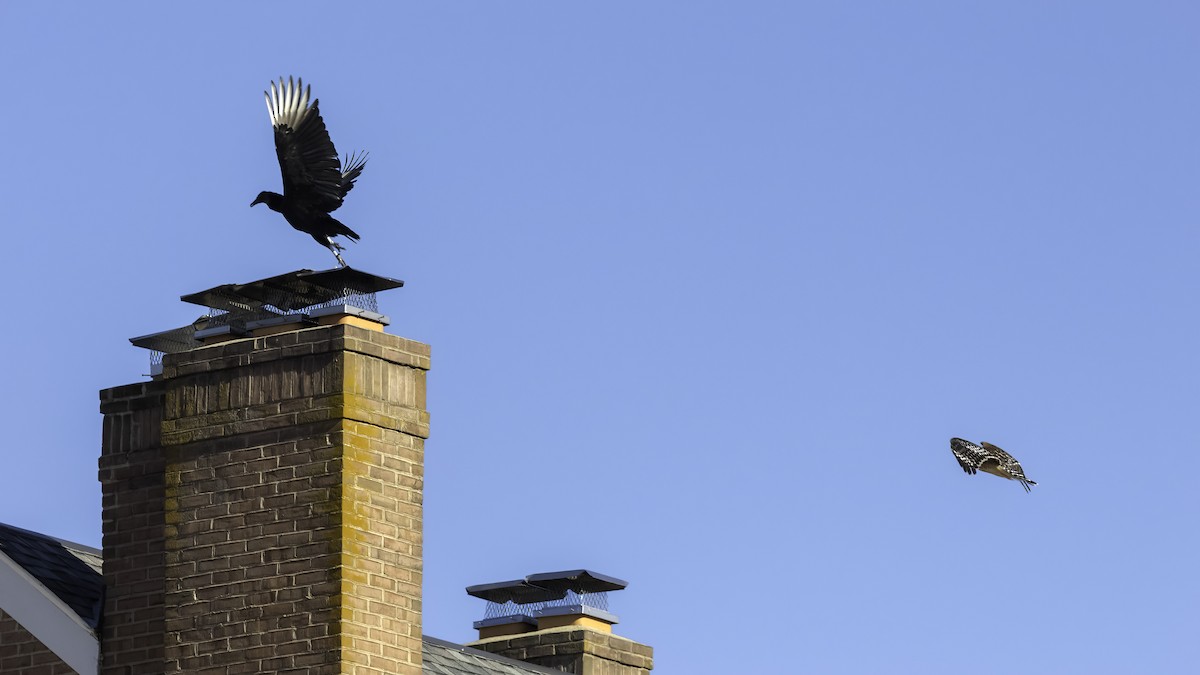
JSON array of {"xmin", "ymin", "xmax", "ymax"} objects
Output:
[{"xmin": 466, "ymin": 570, "xmax": 652, "ymax": 674}]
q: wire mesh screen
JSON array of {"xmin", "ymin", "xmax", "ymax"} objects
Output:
[
  {"xmin": 305, "ymin": 289, "xmax": 379, "ymax": 313},
  {"xmin": 201, "ymin": 289, "xmax": 379, "ymax": 325},
  {"xmin": 204, "ymin": 308, "xmax": 232, "ymax": 324},
  {"xmin": 484, "ymin": 600, "xmax": 545, "ymax": 620},
  {"xmin": 483, "ymin": 590, "xmax": 610, "ymax": 618},
  {"xmin": 549, "ymin": 590, "xmax": 610, "ymax": 612}
]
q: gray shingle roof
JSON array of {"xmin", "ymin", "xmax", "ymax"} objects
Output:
[
  {"xmin": 0, "ymin": 523, "xmax": 557, "ymax": 674},
  {"xmin": 0, "ymin": 522, "xmax": 104, "ymax": 629},
  {"xmin": 422, "ymin": 636, "xmax": 563, "ymax": 675}
]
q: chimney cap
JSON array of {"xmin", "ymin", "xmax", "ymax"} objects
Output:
[
  {"xmin": 129, "ymin": 320, "xmax": 208, "ymax": 355},
  {"xmin": 181, "ymin": 267, "xmax": 403, "ymax": 313},
  {"xmin": 466, "ymin": 579, "xmax": 563, "ymax": 605},
  {"xmin": 466, "ymin": 569, "xmax": 627, "ymax": 605},
  {"xmin": 526, "ymin": 569, "xmax": 627, "ymax": 595},
  {"xmin": 130, "ymin": 267, "xmax": 406, "ymax": 369}
]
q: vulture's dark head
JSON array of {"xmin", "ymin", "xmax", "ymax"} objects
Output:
[{"xmin": 250, "ymin": 191, "xmax": 283, "ymax": 210}]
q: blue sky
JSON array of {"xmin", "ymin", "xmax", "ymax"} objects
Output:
[{"xmin": 2, "ymin": 2, "xmax": 1198, "ymax": 673}]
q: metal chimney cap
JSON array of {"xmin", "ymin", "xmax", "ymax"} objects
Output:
[
  {"xmin": 465, "ymin": 569, "xmax": 628, "ymax": 605},
  {"xmin": 181, "ymin": 267, "xmax": 403, "ymax": 313},
  {"xmin": 465, "ymin": 579, "xmax": 567, "ymax": 605},
  {"xmin": 524, "ymin": 570, "xmax": 628, "ymax": 595}
]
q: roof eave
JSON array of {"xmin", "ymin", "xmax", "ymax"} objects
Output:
[{"xmin": 0, "ymin": 550, "xmax": 99, "ymax": 675}]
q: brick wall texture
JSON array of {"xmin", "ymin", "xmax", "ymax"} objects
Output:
[
  {"xmin": 100, "ymin": 324, "xmax": 429, "ymax": 675},
  {"xmin": 471, "ymin": 627, "xmax": 653, "ymax": 675},
  {"xmin": 0, "ymin": 609, "xmax": 77, "ymax": 675},
  {"xmin": 99, "ymin": 380, "xmax": 167, "ymax": 675}
]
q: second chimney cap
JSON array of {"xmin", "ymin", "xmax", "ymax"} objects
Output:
[
  {"xmin": 466, "ymin": 569, "xmax": 627, "ymax": 605},
  {"xmin": 466, "ymin": 580, "xmax": 563, "ymax": 605},
  {"xmin": 525, "ymin": 569, "xmax": 627, "ymax": 595}
]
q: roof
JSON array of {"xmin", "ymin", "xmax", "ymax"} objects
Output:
[
  {"xmin": 0, "ymin": 523, "xmax": 558, "ymax": 675},
  {"xmin": 422, "ymin": 637, "xmax": 562, "ymax": 675},
  {"xmin": 0, "ymin": 523, "xmax": 103, "ymax": 629}
]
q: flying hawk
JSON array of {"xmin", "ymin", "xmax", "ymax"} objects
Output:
[
  {"xmin": 950, "ymin": 438, "xmax": 1037, "ymax": 492},
  {"xmin": 251, "ymin": 76, "xmax": 368, "ymax": 267}
]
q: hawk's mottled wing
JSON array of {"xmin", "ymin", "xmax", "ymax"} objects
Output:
[
  {"xmin": 950, "ymin": 437, "xmax": 990, "ymax": 475},
  {"xmin": 950, "ymin": 437, "xmax": 1037, "ymax": 492},
  {"xmin": 980, "ymin": 441, "xmax": 1020, "ymax": 467}
]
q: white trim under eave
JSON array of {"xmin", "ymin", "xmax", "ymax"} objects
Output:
[{"xmin": 0, "ymin": 550, "xmax": 99, "ymax": 675}]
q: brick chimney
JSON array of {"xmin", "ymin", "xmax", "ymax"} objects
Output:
[
  {"xmin": 466, "ymin": 570, "xmax": 653, "ymax": 674},
  {"xmin": 100, "ymin": 270, "xmax": 428, "ymax": 674}
]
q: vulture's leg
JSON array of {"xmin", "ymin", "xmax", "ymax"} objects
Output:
[{"xmin": 326, "ymin": 237, "xmax": 348, "ymax": 268}]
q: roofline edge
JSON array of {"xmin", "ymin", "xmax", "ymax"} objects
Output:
[{"xmin": 0, "ymin": 550, "xmax": 99, "ymax": 675}]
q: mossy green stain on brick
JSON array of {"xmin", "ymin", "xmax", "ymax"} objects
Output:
[{"xmin": 140, "ymin": 325, "xmax": 430, "ymax": 674}]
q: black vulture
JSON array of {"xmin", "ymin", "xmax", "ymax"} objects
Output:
[{"xmin": 251, "ymin": 77, "xmax": 367, "ymax": 267}]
